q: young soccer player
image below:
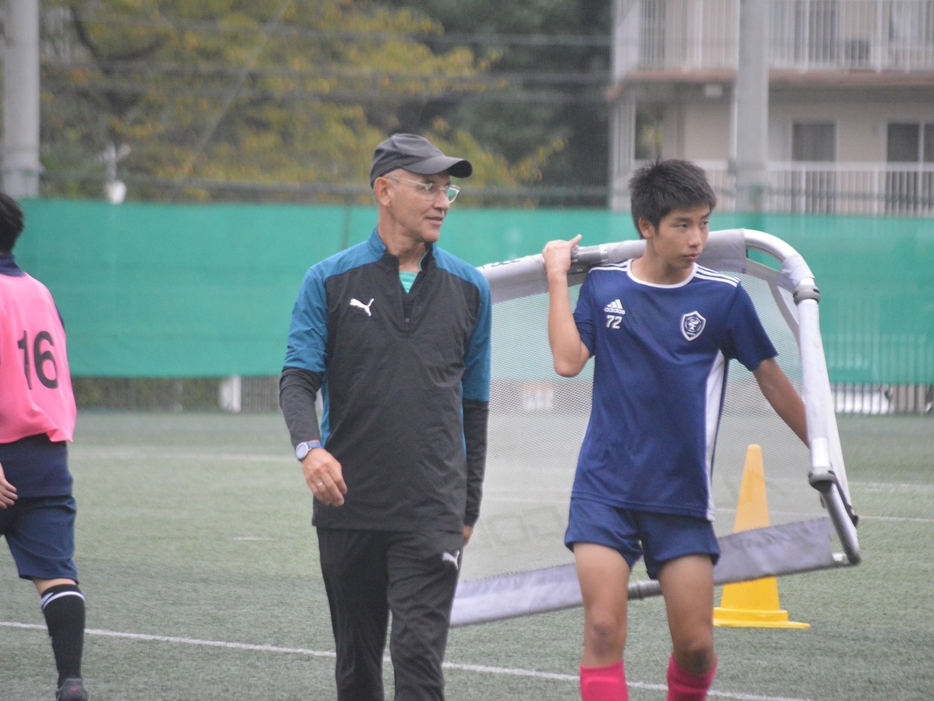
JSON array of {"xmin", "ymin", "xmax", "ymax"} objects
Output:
[
  {"xmin": 543, "ymin": 160, "xmax": 808, "ymax": 701},
  {"xmin": 0, "ymin": 193, "xmax": 88, "ymax": 701}
]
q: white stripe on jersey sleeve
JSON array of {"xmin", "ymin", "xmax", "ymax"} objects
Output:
[
  {"xmin": 589, "ymin": 260, "xmax": 631, "ymax": 274},
  {"xmin": 703, "ymin": 350, "xmax": 728, "ymax": 521},
  {"xmin": 694, "ymin": 266, "xmax": 740, "ymax": 287}
]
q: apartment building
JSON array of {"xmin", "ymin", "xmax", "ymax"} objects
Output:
[{"xmin": 608, "ymin": 0, "xmax": 934, "ymax": 215}]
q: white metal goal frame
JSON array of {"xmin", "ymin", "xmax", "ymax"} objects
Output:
[{"xmin": 451, "ymin": 228, "xmax": 860, "ymax": 627}]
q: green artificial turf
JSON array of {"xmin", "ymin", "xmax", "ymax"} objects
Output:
[{"xmin": 1, "ymin": 412, "xmax": 932, "ymax": 700}]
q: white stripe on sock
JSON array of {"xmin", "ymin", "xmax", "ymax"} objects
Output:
[{"xmin": 41, "ymin": 590, "xmax": 86, "ymax": 610}]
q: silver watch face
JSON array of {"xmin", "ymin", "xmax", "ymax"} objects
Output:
[{"xmin": 296, "ymin": 443, "xmax": 310, "ymax": 460}]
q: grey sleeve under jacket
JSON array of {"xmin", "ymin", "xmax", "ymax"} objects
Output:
[{"xmin": 279, "ymin": 366, "xmax": 322, "ymax": 449}]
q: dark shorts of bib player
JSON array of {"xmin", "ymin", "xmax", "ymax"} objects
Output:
[{"xmin": 317, "ymin": 527, "xmax": 465, "ymax": 701}]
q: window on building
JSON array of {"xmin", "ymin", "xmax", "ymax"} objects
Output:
[
  {"xmin": 634, "ymin": 109, "xmax": 664, "ymax": 161},
  {"xmin": 887, "ymin": 123, "xmax": 920, "ymax": 162},
  {"xmin": 640, "ymin": 0, "xmax": 665, "ymax": 68},
  {"xmin": 889, "ymin": 1, "xmax": 934, "ymax": 46},
  {"xmin": 791, "ymin": 122, "xmax": 836, "ymax": 213},
  {"xmin": 886, "ymin": 122, "xmax": 934, "ymax": 214},
  {"xmin": 795, "ymin": 0, "xmax": 839, "ymax": 64},
  {"xmin": 793, "ymin": 122, "xmax": 836, "ymax": 162}
]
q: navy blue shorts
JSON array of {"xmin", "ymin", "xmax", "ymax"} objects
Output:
[
  {"xmin": 0, "ymin": 495, "xmax": 79, "ymax": 582},
  {"xmin": 565, "ymin": 498, "xmax": 720, "ymax": 579}
]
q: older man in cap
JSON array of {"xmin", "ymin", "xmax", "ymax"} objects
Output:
[{"xmin": 280, "ymin": 134, "xmax": 492, "ymax": 701}]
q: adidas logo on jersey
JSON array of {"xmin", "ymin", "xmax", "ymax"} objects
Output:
[{"xmin": 603, "ymin": 299, "xmax": 625, "ymax": 314}]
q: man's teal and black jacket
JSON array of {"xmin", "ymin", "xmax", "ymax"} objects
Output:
[{"xmin": 280, "ymin": 229, "xmax": 492, "ymax": 534}]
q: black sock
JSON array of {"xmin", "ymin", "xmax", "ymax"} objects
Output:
[{"xmin": 40, "ymin": 584, "xmax": 86, "ymax": 685}]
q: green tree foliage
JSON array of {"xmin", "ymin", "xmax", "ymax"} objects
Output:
[
  {"xmin": 39, "ymin": 0, "xmax": 545, "ymax": 202},
  {"xmin": 375, "ymin": 0, "xmax": 612, "ymax": 207}
]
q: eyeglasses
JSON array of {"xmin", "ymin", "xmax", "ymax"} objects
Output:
[{"xmin": 385, "ymin": 176, "xmax": 461, "ymax": 203}]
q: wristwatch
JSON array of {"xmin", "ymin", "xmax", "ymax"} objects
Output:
[{"xmin": 295, "ymin": 440, "xmax": 323, "ymax": 461}]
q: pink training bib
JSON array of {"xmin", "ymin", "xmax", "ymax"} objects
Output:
[{"xmin": 0, "ymin": 273, "xmax": 76, "ymax": 443}]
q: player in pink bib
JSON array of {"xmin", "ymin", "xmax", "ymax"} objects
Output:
[
  {"xmin": 0, "ymin": 193, "xmax": 88, "ymax": 701},
  {"xmin": 0, "ymin": 266, "xmax": 76, "ymax": 444}
]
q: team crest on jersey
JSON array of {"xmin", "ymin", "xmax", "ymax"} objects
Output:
[{"xmin": 681, "ymin": 311, "xmax": 706, "ymax": 341}]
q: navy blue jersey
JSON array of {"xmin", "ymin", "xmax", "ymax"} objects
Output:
[{"xmin": 572, "ymin": 261, "xmax": 777, "ymax": 521}]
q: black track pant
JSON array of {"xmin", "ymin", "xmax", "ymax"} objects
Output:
[{"xmin": 317, "ymin": 527, "xmax": 464, "ymax": 701}]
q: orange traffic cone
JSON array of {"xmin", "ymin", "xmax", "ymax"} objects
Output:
[{"xmin": 713, "ymin": 445, "xmax": 809, "ymax": 628}]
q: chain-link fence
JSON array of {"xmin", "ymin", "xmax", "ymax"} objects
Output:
[{"xmin": 73, "ymin": 377, "xmax": 281, "ymax": 413}]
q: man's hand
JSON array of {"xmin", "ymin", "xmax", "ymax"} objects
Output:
[
  {"xmin": 0, "ymin": 462, "xmax": 18, "ymax": 509},
  {"xmin": 542, "ymin": 234, "xmax": 583, "ymax": 282},
  {"xmin": 463, "ymin": 524, "xmax": 474, "ymax": 546},
  {"xmin": 302, "ymin": 447, "xmax": 347, "ymax": 506}
]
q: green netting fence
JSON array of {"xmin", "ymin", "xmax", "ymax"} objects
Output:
[{"xmin": 14, "ymin": 199, "xmax": 934, "ymax": 386}]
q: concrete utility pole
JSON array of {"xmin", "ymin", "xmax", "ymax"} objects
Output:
[
  {"xmin": 733, "ymin": 0, "xmax": 770, "ymax": 212},
  {"xmin": 3, "ymin": 0, "xmax": 42, "ymax": 197}
]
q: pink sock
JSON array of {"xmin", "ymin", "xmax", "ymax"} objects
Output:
[
  {"xmin": 666, "ymin": 655, "xmax": 717, "ymax": 701},
  {"xmin": 580, "ymin": 660, "xmax": 628, "ymax": 701}
]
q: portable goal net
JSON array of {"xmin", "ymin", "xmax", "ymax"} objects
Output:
[{"xmin": 451, "ymin": 228, "xmax": 860, "ymax": 627}]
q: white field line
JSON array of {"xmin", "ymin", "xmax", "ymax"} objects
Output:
[
  {"xmin": 1, "ymin": 621, "xmax": 336, "ymax": 658},
  {"xmin": 442, "ymin": 660, "xmax": 815, "ymax": 701},
  {"xmin": 1, "ymin": 621, "xmax": 815, "ymax": 701},
  {"xmin": 69, "ymin": 445, "xmax": 934, "ymax": 529},
  {"xmin": 849, "ymin": 481, "xmax": 934, "ymax": 493},
  {"xmin": 72, "ymin": 450, "xmax": 934, "ymax": 496},
  {"xmin": 858, "ymin": 515, "xmax": 934, "ymax": 524},
  {"xmin": 73, "ymin": 452, "xmax": 933, "ymax": 488},
  {"xmin": 71, "ymin": 449, "xmax": 934, "ymax": 525},
  {"xmin": 72, "ymin": 449, "xmax": 293, "ymax": 464},
  {"xmin": 849, "ymin": 481, "xmax": 934, "ymax": 523}
]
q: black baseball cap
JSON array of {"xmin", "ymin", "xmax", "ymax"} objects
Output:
[{"xmin": 369, "ymin": 133, "xmax": 472, "ymax": 187}]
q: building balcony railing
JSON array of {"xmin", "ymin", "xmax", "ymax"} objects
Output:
[
  {"xmin": 614, "ymin": 0, "xmax": 934, "ymax": 77},
  {"xmin": 686, "ymin": 160, "xmax": 934, "ymax": 215}
]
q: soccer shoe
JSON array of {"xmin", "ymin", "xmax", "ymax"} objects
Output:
[{"xmin": 56, "ymin": 677, "xmax": 88, "ymax": 701}]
